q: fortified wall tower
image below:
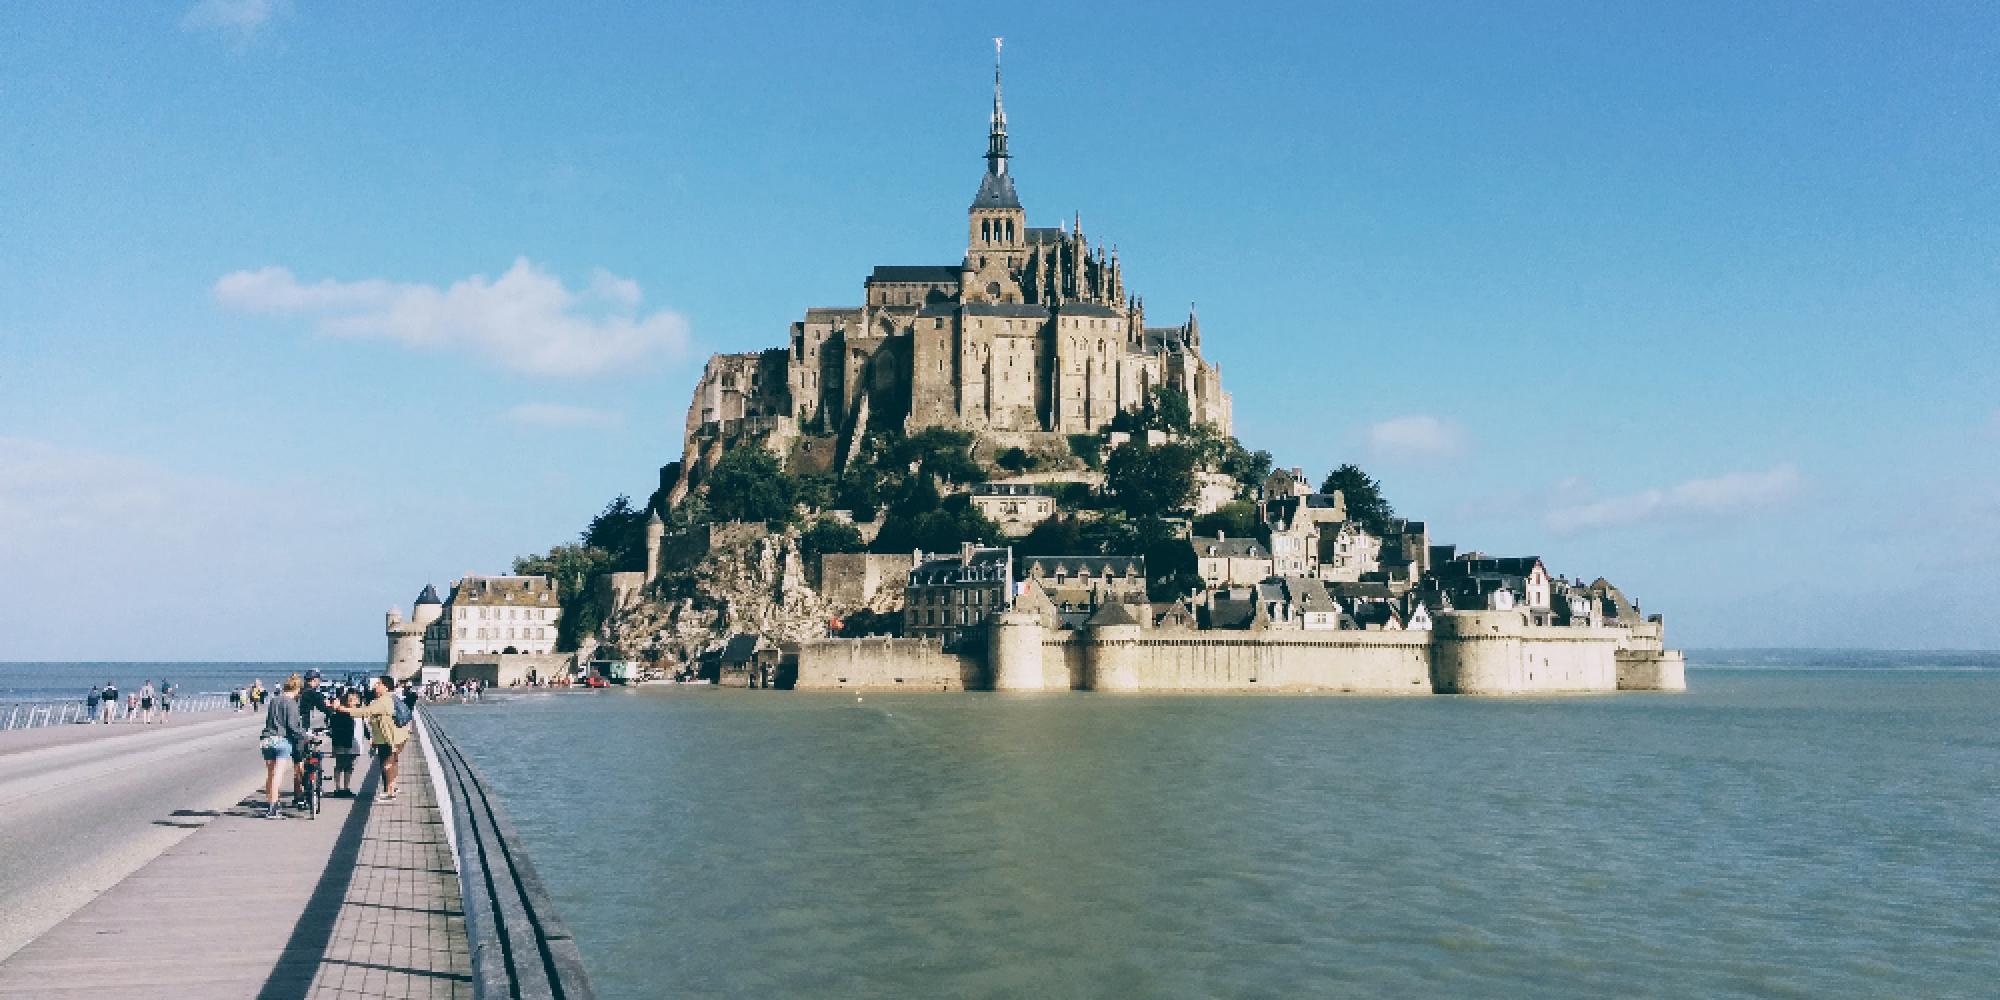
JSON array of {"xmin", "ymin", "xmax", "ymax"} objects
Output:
[
  {"xmin": 818, "ymin": 609, "xmax": 1687, "ymax": 694},
  {"xmin": 384, "ymin": 584, "xmax": 443, "ymax": 681}
]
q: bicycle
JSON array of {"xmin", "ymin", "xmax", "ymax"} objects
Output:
[{"xmin": 297, "ymin": 728, "xmax": 329, "ymax": 819}]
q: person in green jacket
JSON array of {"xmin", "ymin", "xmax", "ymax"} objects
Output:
[{"xmin": 333, "ymin": 674, "xmax": 409, "ymax": 801}]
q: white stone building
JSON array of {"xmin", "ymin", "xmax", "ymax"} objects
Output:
[{"xmin": 423, "ymin": 575, "xmax": 562, "ymax": 666}]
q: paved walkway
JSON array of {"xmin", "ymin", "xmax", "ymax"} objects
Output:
[
  {"xmin": 0, "ymin": 735, "xmax": 470, "ymax": 999},
  {"xmin": 0, "ymin": 709, "xmax": 250, "ymax": 758}
]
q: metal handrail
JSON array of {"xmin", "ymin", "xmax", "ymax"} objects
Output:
[
  {"xmin": 420, "ymin": 708, "xmax": 596, "ymax": 999},
  {"xmin": 0, "ymin": 692, "xmax": 233, "ymax": 731}
]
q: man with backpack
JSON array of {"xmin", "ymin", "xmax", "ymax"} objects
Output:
[{"xmin": 331, "ymin": 674, "xmax": 411, "ymax": 801}]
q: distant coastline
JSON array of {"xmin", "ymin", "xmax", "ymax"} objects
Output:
[{"xmin": 1688, "ymin": 649, "xmax": 2000, "ymax": 669}]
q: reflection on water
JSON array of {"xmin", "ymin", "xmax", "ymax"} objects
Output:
[{"xmin": 436, "ymin": 670, "xmax": 2000, "ymax": 999}]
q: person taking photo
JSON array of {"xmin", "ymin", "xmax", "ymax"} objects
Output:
[{"xmin": 332, "ymin": 674, "xmax": 410, "ymax": 801}]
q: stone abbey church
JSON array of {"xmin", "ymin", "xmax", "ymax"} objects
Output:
[{"xmin": 672, "ymin": 53, "xmax": 1231, "ymax": 494}]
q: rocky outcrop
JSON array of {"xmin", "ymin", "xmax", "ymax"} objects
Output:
[{"xmin": 598, "ymin": 526, "xmax": 847, "ymax": 665}]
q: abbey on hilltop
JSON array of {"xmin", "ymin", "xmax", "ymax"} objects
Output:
[{"xmin": 668, "ymin": 45, "xmax": 1230, "ymax": 500}]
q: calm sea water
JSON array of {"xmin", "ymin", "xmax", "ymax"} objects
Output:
[
  {"xmin": 433, "ymin": 667, "xmax": 2000, "ymax": 999},
  {"xmin": 0, "ymin": 662, "xmax": 378, "ymax": 703}
]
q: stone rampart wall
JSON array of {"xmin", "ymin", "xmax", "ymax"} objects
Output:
[
  {"xmin": 1431, "ymin": 612, "xmax": 1622, "ymax": 693},
  {"xmin": 794, "ymin": 638, "xmax": 979, "ymax": 691},
  {"xmin": 1037, "ymin": 628, "xmax": 1432, "ymax": 692},
  {"xmin": 791, "ymin": 612, "xmax": 1659, "ymax": 696},
  {"xmin": 1616, "ymin": 649, "xmax": 1687, "ymax": 691},
  {"xmin": 454, "ymin": 653, "xmax": 574, "ymax": 687}
]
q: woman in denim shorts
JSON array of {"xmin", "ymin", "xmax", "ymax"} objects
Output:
[{"xmin": 258, "ymin": 675, "xmax": 305, "ymax": 819}]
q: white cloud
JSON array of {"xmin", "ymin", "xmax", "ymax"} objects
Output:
[
  {"xmin": 504, "ymin": 403, "xmax": 622, "ymax": 429},
  {"xmin": 1364, "ymin": 415, "xmax": 1464, "ymax": 459},
  {"xmin": 1545, "ymin": 463, "xmax": 1802, "ymax": 535},
  {"xmin": 182, "ymin": 0, "xmax": 282, "ymax": 38},
  {"xmin": 213, "ymin": 258, "xmax": 690, "ymax": 377}
]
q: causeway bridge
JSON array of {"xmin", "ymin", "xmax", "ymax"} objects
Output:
[{"xmin": 0, "ymin": 708, "xmax": 588, "ymax": 999}]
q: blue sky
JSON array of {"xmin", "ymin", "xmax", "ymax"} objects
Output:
[{"xmin": 3, "ymin": 1, "xmax": 1995, "ymax": 659}]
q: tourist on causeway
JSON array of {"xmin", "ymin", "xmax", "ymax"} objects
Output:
[
  {"xmin": 328, "ymin": 689, "xmax": 364, "ymax": 797},
  {"xmin": 258, "ymin": 675, "xmax": 305, "ymax": 819},
  {"xmin": 333, "ymin": 674, "xmax": 410, "ymax": 802}
]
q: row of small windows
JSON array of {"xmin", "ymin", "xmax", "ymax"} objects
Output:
[
  {"xmin": 980, "ymin": 218, "xmax": 1017, "ymax": 242},
  {"xmin": 913, "ymin": 587, "xmax": 1002, "ymax": 605},
  {"xmin": 457, "ymin": 627, "xmax": 549, "ymax": 640},
  {"xmin": 911, "ymin": 609, "xmax": 981, "ymax": 626},
  {"xmin": 468, "ymin": 607, "xmax": 550, "ymax": 621}
]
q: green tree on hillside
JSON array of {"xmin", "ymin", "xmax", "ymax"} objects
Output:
[
  {"xmin": 1320, "ymin": 464, "xmax": 1396, "ymax": 531},
  {"xmin": 996, "ymin": 446, "xmax": 1036, "ymax": 473},
  {"xmin": 799, "ymin": 516, "xmax": 865, "ymax": 565},
  {"xmin": 1138, "ymin": 517, "xmax": 1204, "ymax": 601},
  {"xmin": 1105, "ymin": 441, "xmax": 1199, "ymax": 517},
  {"xmin": 1191, "ymin": 500, "xmax": 1258, "ymax": 540},
  {"xmin": 1108, "ymin": 385, "xmax": 1194, "ymax": 436},
  {"xmin": 583, "ymin": 494, "xmax": 650, "ymax": 571},
  {"xmin": 705, "ymin": 446, "xmax": 796, "ymax": 523},
  {"xmin": 1015, "ymin": 514, "xmax": 1087, "ymax": 558},
  {"xmin": 512, "ymin": 542, "xmax": 613, "ymax": 651}
]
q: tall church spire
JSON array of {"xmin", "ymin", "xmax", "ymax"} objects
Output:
[
  {"xmin": 970, "ymin": 38, "xmax": 1021, "ymax": 211},
  {"xmin": 987, "ymin": 37, "xmax": 1009, "ymax": 176}
]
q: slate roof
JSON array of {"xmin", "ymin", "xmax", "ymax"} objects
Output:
[
  {"xmin": 1023, "ymin": 555, "xmax": 1146, "ymax": 579},
  {"xmin": 1350, "ymin": 603, "xmax": 1404, "ymax": 629},
  {"xmin": 1086, "ymin": 601, "xmax": 1144, "ymax": 627},
  {"xmin": 910, "ymin": 549, "xmax": 1012, "ymax": 587},
  {"xmin": 868, "ymin": 265, "xmax": 963, "ymax": 284},
  {"xmin": 1025, "ymin": 227, "xmax": 1065, "ymax": 244},
  {"xmin": 974, "ymin": 483, "xmax": 1047, "ymax": 497},
  {"xmin": 1194, "ymin": 536, "xmax": 1269, "ymax": 560},
  {"xmin": 804, "ymin": 307, "xmax": 862, "ymax": 321},
  {"xmin": 1206, "ymin": 598, "xmax": 1256, "ymax": 630},
  {"xmin": 721, "ymin": 633, "xmax": 763, "ymax": 664},
  {"xmin": 414, "ymin": 583, "xmax": 442, "ymax": 606},
  {"xmin": 965, "ymin": 303, "xmax": 1051, "ymax": 320},
  {"xmin": 972, "ymin": 169, "xmax": 1021, "ymax": 209},
  {"xmin": 1327, "ymin": 581, "xmax": 1396, "ymax": 601},
  {"xmin": 1282, "ymin": 576, "xmax": 1339, "ymax": 613},
  {"xmin": 1057, "ymin": 303, "xmax": 1122, "ymax": 318},
  {"xmin": 451, "ymin": 575, "xmax": 556, "ymax": 606}
]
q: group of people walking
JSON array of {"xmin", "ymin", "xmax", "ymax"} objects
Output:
[
  {"xmin": 255, "ymin": 670, "xmax": 419, "ymax": 820},
  {"xmin": 229, "ymin": 680, "xmax": 268, "ymax": 712},
  {"xmin": 85, "ymin": 679, "xmax": 172, "ymax": 724}
]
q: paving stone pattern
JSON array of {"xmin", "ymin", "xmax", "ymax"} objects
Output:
[
  {"xmin": 0, "ymin": 736, "xmax": 471, "ymax": 999},
  {"xmin": 304, "ymin": 738, "xmax": 471, "ymax": 999}
]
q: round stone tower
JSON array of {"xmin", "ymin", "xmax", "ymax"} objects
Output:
[
  {"xmin": 1083, "ymin": 622, "xmax": 1143, "ymax": 692},
  {"xmin": 1430, "ymin": 611, "xmax": 1527, "ymax": 694},
  {"xmin": 644, "ymin": 508, "xmax": 666, "ymax": 584},
  {"xmin": 386, "ymin": 584, "xmax": 443, "ymax": 682},
  {"xmin": 411, "ymin": 583, "xmax": 444, "ymax": 629},
  {"xmin": 988, "ymin": 610, "xmax": 1045, "ymax": 691}
]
